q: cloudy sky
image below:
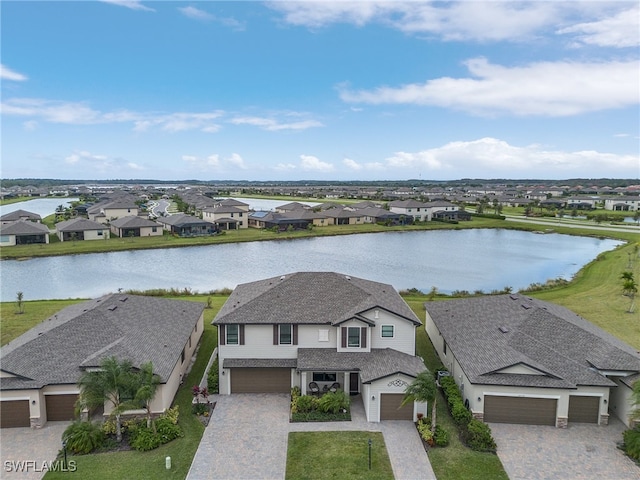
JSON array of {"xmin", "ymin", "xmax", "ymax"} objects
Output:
[{"xmin": 2, "ymin": 1, "xmax": 638, "ymax": 181}]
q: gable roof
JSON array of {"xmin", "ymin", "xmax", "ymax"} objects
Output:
[
  {"xmin": 425, "ymin": 295, "xmax": 640, "ymax": 389},
  {"xmin": 1, "ymin": 294, "xmax": 204, "ymax": 390},
  {"xmin": 213, "ymin": 272, "xmax": 420, "ymax": 326},
  {"xmin": 109, "ymin": 216, "xmax": 160, "ymax": 228}
]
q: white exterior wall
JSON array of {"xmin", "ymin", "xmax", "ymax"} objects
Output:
[
  {"xmin": 365, "ymin": 309, "xmax": 416, "ymax": 355},
  {"xmin": 138, "ymin": 226, "xmax": 162, "ymax": 237},
  {"xmin": 366, "ymin": 373, "xmax": 427, "ymax": 422},
  {"xmin": 604, "ymin": 198, "xmax": 639, "ymax": 211},
  {"xmin": 83, "ymin": 229, "xmax": 109, "ymax": 241},
  {"xmin": 609, "ymin": 378, "xmax": 635, "ymax": 427},
  {"xmin": 389, "ymin": 207, "xmax": 428, "ymax": 222},
  {"xmin": 0, "ymin": 234, "xmax": 17, "ymax": 246},
  {"xmin": 336, "ymin": 319, "xmax": 371, "ymax": 353}
]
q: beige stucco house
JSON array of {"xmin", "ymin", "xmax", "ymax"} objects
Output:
[{"xmin": 0, "ymin": 295, "xmax": 204, "ymax": 428}]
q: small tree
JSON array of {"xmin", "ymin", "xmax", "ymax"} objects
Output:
[
  {"xmin": 133, "ymin": 362, "xmax": 161, "ymax": 430},
  {"xmin": 621, "ymin": 271, "xmax": 637, "ymax": 313},
  {"xmin": 15, "ymin": 291, "xmax": 24, "ymax": 314},
  {"xmin": 77, "ymin": 357, "xmax": 138, "ymax": 442},
  {"xmin": 402, "ymin": 370, "xmax": 437, "ymax": 432}
]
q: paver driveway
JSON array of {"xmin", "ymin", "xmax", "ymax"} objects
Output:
[
  {"xmin": 0, "ymin": 421, "xmax": 70, "ymax": 480},
  {"xmin": 490, "ymin": 417, "xmax": 640, "ymax": 480},
  {"xmin": 187, "ymin": 393, "xmax": 436, "ymax": 480}
]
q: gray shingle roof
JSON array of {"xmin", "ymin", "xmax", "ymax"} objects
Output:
[
  {"xmin": 425, "ymin": 295, "xmax": 640, "ymax": 389},
  {"xmin": 0, "ymin": 210, "xmax": 42, "ymax": 222},
  {"xmin": 109, "ymin": 216, "xmax": 160, "ymax": 228},
  {"xmin": 213, "ymin": 272, "xmax": 420, "ymax": 326},
  {"xmin": 0, "ymin": 221, "xmax": 50, "ymax": 235},
  {"xmin": 297, "ymin": 348, "xmax": 427, "ymax": 383},
  {"xmin": 56, "ymin": 218, "xmax": 106, "ymax": 232},
  {"xmin": 1, "ymin": 294, "xmax": 204, "ymax": 390},
  {"xmin": 223, "ymin": 358, "xmax": 298, "ymax": 369}
]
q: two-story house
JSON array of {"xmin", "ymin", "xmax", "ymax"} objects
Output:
[{"xmin": 213, "ymin": 272, "xmax": 428, "ymax": 422}]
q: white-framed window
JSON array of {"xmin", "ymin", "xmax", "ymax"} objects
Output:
[
  {"xmin": 97, "ymin": 230, "xmax": 103, "ymax": 236},
  {"xmin": 348, "ymin": 327, "xmax": 360, "ymax": 348},
  {"xmin": 318, "ymin": 329, "xmax": 329, "ymax": 342},
  {"xmin": 226, "ymin": 324, "xmax": 239, "ymax": 345},
  {"xmin": 279, "ymin": 324, "xmax": 292, "ymax": 345},
  {"xmin": 381, "ymin": 325, "xmax": 394, "ymax": 338},
  {"xmin": 313, "ymin": 372, "xmax": 336, "ymax": 382}
]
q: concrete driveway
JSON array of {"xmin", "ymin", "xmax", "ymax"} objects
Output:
[
  {"xmin": 490, "ymin": 417, "xmax": 640, "ymax": 480},
  {"xmin": 0, "ymin": 422, "xmax": 70, "ymax": 480},
  {"xmin": 187, "ymin": 393, "xmax": 436, "ymax": 480}
]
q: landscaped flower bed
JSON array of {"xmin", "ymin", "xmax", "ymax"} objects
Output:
[{"xmin": 290, "ymin": 386, "xmax": 351, "ymax": 422}]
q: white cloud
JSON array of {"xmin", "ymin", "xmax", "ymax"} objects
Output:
[
  {"xmin": 227, "ymin": 153, "xmax": 247, "ymax": 169},
  {"xmin": 182, "ymin": 153, "xmax": 248, "ymax": 171},
  {"xmin": 384, "ymin": 137, "xmax": 639, "ymax": 176},
  {"xmin": 339, "ymin": 58, "xmax": 640, "ymax": 116},
  {"xmin": 63, "ymin": 150, "xmax": 144, "ymax": 174},
  {"xmin": 274, "ymin": 163, "xmax": 297, "ymax": 171},
  {"xmin": 23, "ymin": 120, "xmax": 38, "ymax": 131},
  {"xmin": 1, "ymin": 64, "xmax": 28, "ymax": 81},
  {"xmin": 343, "ymin": 157, "xmax": 385, "ymax": 171},
  {"xmin": 557, "ymin": 5, "xmax": 640, "ymax": 48},
  {"xmin": 178, "ymin": 6, "xmax": 214, "ymax": 21},
  {"xmin": 2, "ymin": 98, "xmax": 224, "ymax": 132},
  {"xmin": 127, "ymin": 162, "xmax": 144, "ymax": 170},
  {"xmin": 230, "ymin": 115, "xmax": 323, "ymax": 131},
  {"xmin": 299, "ymin": 155, "xmax": 334, "ymax": 172},
  {"xmin": 100, "ymin": 0, "xmax": 155, "ymax": 12}
]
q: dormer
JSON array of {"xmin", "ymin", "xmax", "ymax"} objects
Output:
[{"xmin": 335, "ymin": 316, "xmax": 373, "ymax": 353}]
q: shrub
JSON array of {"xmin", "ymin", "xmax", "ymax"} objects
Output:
[
  {"xmin": 130, "ymin": 427, "xmax": 161, "ymax": 452},
  {"xmin": 192, "ymin": 403, "xmax": 208, "ymax": 415},
  {"xmin": 417, "ymin": 422, "xmax": 433, "ymax": 444},
  {"xmin": 464, "ymin": 419, "xmax": 497, "ymax": 452},
  {"xmin": 451, "ymin": 402, "xmax": 472, "ymax": 426},
  {"xmin": 623, "ymin": 427, "xmax": 640, "ymax": 461},
  {"xmin": 318, "ymin": 390, "xmax": 350, "ymax": 414},
  {"xmin": 207, "ymin": 357, "xmax": 219, "ymax": 393},
  {"xmin": 162, "ymin": 405, "xmax": 179, "ymax": 425},
  {"xmin": 155, "ymin": 417, "xmax": 183, "ymax": 443},
  {"xmin": 63, "ymin": 421, "xmax": 106, "ymax": 455},
  {"xmin": 433, "ymin": 424, "xmax": 449, "ymax": 447},
  {"xmin": 295, "ymin": 395, "xmax": 316, "ymax": 413}
]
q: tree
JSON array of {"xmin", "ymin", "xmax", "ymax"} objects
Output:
[
  {"xmin": 15, "ymin": 291, "xmax": 24, "ymax": 314},
  {"xmin": 621, "ymin": 271, "xmax": 637, "ymax": 313},
  {"xmin": 133, "ymin": 362, "xmax": 161, "ymax": 430},
  {"xmin": 402, "ymin": 370, "xmax": 437, "ymax": 432},
  {"xmin": 77, "ymin": 357, "xmax": 138, "ymax": 442}
]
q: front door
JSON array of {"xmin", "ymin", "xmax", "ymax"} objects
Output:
[{"xmin": 349, "ymin": 372, "xmax": 359, "ymax": 395}]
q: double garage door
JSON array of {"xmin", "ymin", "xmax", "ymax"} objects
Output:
[
  {"xmin": 230, "ymin": 368, "xmax": 291, "ymax": 393},
  {"xmin": 484, "ymin": 396, "xmax": 557, "ymax": 426},
  {"xmin": 380, "ymin": 393, "xmax": 414, "ymax": 420},
  {"xmin": 0, "ymin": 394, "xmax": 78, "ymax": 428},
  {"xmin": 484, "ymin": 395, "xmax": 600, "ymax": 426}
]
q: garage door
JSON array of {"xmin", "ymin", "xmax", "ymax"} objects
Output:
[
  {"xmin": 46, "ymin": 394, "xmax": 78, "ymax": 422},
  {"xmin": 568, "ymin": 396, "xmax": 599, "ymax": 424},
  {"xmin": 1, "ymin": 400, "xmax": 30, "ymax": 428},
  {"xmin": 484, "ymin": 396, "xmax": 557, "ymax": 426},
  {"xmin": 380, "ymin": 393, "xmax": 413, "ymax": 420},
  {"xmin": 230, "ymin": 368, "xmax": 291, "ymax": 393}
]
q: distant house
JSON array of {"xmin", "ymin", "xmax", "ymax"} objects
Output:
[
  {"xmin": 275, "ymin": 202, "xmax": 312, "ymax": 213},
  {"xmin": 322, "ymin": 206, "xmax": 364, "ymax": 226},
  {"xmin": 87, "ymin": 199, "xmax": 140, "ymax": 223},
  {"xmin": 566, "ymin": 197, "xmax": 598, "ymax": 210},
  {"xmin": 202, "ymin": 204, "xmax": 249, "ymax": 229},
  {"xmin": 156, "ymin": 213, "xmax": 217, "ymax": 237},
  {"xmin": 357, "ymin": 207, "xmax": 402, "ymax": 225},
  {"xmin": 0, "ymin": 294, "xmax": 204, "ymax": 428},
  {"xmin": 0, "ymin": 210, "xmax": 42, "ymax": 225},
  {"xmin": 0, "ymin": 221, "xmax": 50, "ymax": 246},
  {"xmin": 56, "ymin": 218, "xmax": 110, "ymax": 242},
  {"xmin": 110, "ymin": 216, "xmax": 163, "ymax": 238},
  {"xmin": 425, "ymin": 295, "xmax": 640, "ymax": 428},
  {"xmin": 389, "ymin": 200, "xmax": 429, "ymax": 222},
  {"xmin": 247, "ymin": 210, "xmax": 328, "ymax": 230},
  {"xmin": 604, "ymin": 196, "xmax": 639, "ymax": 212}
]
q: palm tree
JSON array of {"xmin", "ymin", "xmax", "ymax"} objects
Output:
[
  {"xmin": 133, "ymin": 362, "xmax": 161, "ymax": 430},
  {"xmin": 402, "ymin": 370, "xmax": 437, "ymax": 432},
  {"xmin": 77, "ymin": 356, "xmax": 138, "ymax": 442},
  {"xmin": 621, "ymin": 271, "xmax": 638, "ymax": 313}
]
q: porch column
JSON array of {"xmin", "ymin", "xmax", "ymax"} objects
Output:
[
  {"xmin": 301, "ymin": 372, "xmax": 308, "ymax": 395},
  {"xmin": 343, "ymin": 372, "xmax": 350, "ymax": 394}
]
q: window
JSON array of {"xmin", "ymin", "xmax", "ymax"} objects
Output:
[
  {"xmin": 313, "ymin": 372, "xmax": 336, "ymax": 382},
  {"xmin": 226, "ymin": 324, "xmax": 239, "ymax": 345},
  {"xmin": 152, "ymin": 227, "xmax": 157, "ymax": 232},
  {"xmin": 443, "ymin": 340, "xmax": 447, "ymax": 355},
  {"xmin": 348, "ymin": 327, "xmax": 360, "ymax": 347},
  {"xmin": 381, "ymin": 325, "xmax": 394, "ymax": 338},
  {"xmin": 279, "ymin": 324, "xmax": 292, "ymax": 345}
]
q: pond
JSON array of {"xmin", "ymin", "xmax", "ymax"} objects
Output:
[{"xmin": 0, "ymin": 229, "xmax": 622, "ymax": 301}]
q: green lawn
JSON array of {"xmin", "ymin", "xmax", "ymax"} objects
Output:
[
  {"xmin": 41, "ymin": 295, "xmax": 223, "ymax": 480},
  {"xmin": 286, "ymin": 431, "xmax": 393, "ymax": 480}
]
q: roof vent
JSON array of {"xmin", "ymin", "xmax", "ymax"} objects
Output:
[
  {"xmin": 345, "ymin": 275, "xmax": 351, "ymax": 280},
  {"xmin": 509, "ymin": 294, "xmax": 518, "ymax": 300},
  {"xmin": 499, "ymin": 326, "xmax": 509, "ymax": 333},
  {"xmin": 107, "ymin": 305, "xmax": 118, "ymax": 311},
  {"xmin": 119, "ymin": 297, "xmax": 128, "ymax": 302},
  {"xmin": 280, "ymin": 275, "xmax": 286, "ymax": 281},
  {"xmin": 521, "ymin": 304, "xmax": 531, "ymax": 310}
]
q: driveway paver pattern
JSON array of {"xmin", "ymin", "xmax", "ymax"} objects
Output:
[
  {"xmin": 0, "ymin": 422, "xmax": 70, "ymax": 480},
  {"xmin": 187, "ymin": 393, "xmax": 436, "ymax": 480},
  {"xmin": 490, "ymin": 417, "xmax": 640, "ymax": 480}
]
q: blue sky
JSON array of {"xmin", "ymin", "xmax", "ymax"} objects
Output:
[{"xmin": 1, "ymin": 1, "xmax": 638, "ymax": 181}]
